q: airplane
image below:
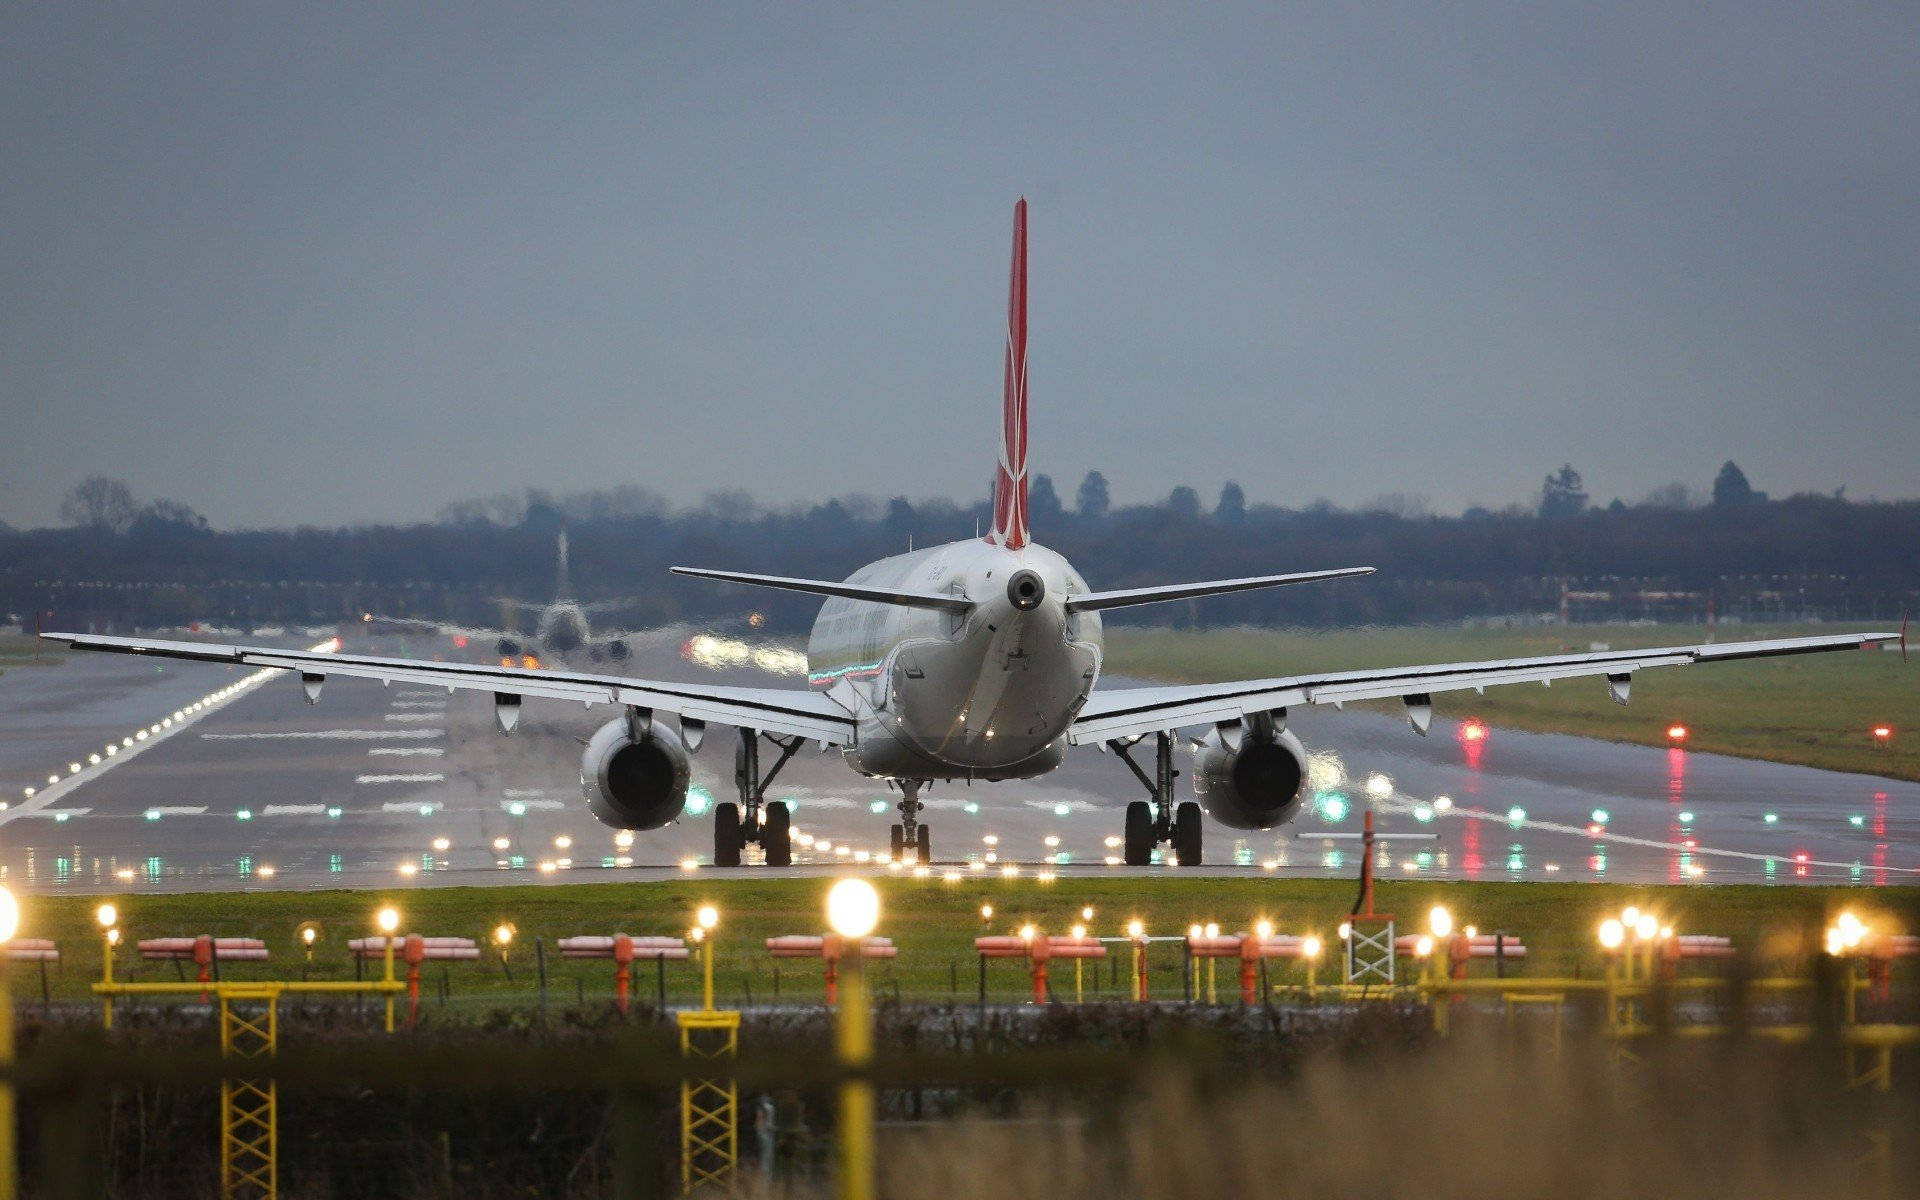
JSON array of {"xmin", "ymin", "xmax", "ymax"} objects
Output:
[
  {"xmin": 46, "ymin": 200, "xmax": 1901, "ymax": 868},
  {"xmin": 366, "ymin": 529, "xmax": 637, "ymax": 665}
]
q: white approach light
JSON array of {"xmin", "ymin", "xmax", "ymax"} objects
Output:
[{"xmin": 1364, "ymin": 774, "xmax": 1393, "ymax": 799}]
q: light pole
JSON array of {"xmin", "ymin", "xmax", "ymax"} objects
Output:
[
  {"xmin": 96, "ymin": 903, "xmax": 118, "ymax": 1030},
  {"xmin": 0, "ymin": 884, "xmax": 19, "ymax": 1200},
  {"xmin": 1127, "ymin": 920, "xmax": 1147, "ymax": 1002},
  {"xmin": 376, "ymin": 906, "xmax": 400, "ymax": 1032},
  {"xmin": 696, "ymin": 905, "xmax": 719, "ymax": 1010},
  {"xmin": 826, "ymin": 879, "xmax": 879, "ymax": 1200},
  {"xmin": 493, "ymin": 924, "xmax": 515, "ymax": 982},
  {"xmin": 1203, "ymin": 923, "xmax": 1220, "ymax": 1004},
  {"xmin": 1070, "ymin": 924, "xmax": 1087, "ymax": 1003}
]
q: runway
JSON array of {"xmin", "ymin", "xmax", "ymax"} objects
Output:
[{"xmin": 1, "ymin": 629, "xmax": 1913, "ymax": 893}]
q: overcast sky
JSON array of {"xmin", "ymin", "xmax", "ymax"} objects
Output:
[{"xmin": 2, "ymin": 5, "xmax": 1915, "ymax": 530}]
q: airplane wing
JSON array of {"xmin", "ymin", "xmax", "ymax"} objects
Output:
[
  {"xmin": 1069, "ymin": 631, "xmax": 1899, "ymax": 745},
  {"xmin": 44, "ymin": 632, "xmax": 854, "ymax": 745}
]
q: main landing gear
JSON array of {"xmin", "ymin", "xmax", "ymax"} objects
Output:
[
  {"xmin": 1110, "ymin": 731, "xmax": 1202, "ymax": 866},
  {"xmin": 888, "ymin": 779, "xmax": 933, "ymax": 865},
  {"xmin": 714, "ymin": 729, "xmax": 803, "ymax": 867}
]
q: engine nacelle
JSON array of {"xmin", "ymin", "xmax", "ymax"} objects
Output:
[
  {"xmin": 580, "ymin": 716, "xmax": 692, "ymax": 830},
  {"xmin": 1192, "ymin": 726, "xmax": 1309, "ymax": 830}
]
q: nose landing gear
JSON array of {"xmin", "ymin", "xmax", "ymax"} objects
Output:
[
  {"xmin": 1110, "ymin": 731, "xmax": 1202, "ymax": 866},
  {"xmin": 714, "ymin": 729, "xmax": 803, "ymax": 867},
  {"xmin": 887, "ymin": 779, "xmax": 933, "ymax": 865}
]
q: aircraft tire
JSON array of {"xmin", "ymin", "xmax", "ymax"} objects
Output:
[
  {"xmin": 714, "ymin": 802, "xmax": 743, "ymax": 868},
  {"xmin": 1124, "ymin": 801, "xmax": 1154, "ymax": 866},
  {"xmin": 1173, "ymin": 802, "xmax": 1203, "ymax": 866},
  {"xmin": 889, "ymin": 824, "xmax": 905, "ymax": 861},
  {"xmin": 915, "ymin": 824, "xmax": 931, "ymax": 865},
  {"xmin": 764, "ymin": 801, "xmax": 792, "ymax": 867}
]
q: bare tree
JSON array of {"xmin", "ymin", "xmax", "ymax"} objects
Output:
[{"xmin": 59, "ymin": 476, "xmax": 137, "ymax": 533}]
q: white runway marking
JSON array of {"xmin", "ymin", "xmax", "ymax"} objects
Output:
[
  {"xmin": 200, "ymin": 729, "xmax": 444, "ymax": 741},
  {"xmin": 144, "ymin": 806, "xmax": 208, "ymax": 817},
  {"xmin": 356, "ymin": 773, "xmax": 447, "ymax": 784},
  {"xmin": 0, "ymin": 638, "xmax": 337, "ymax": 827},
  {"xmin": 367, "ymin": 747, "xmax": 445, "ymax": 757},
  {"xmin": 395, "ymin": 689, "xmax": 444, "ymax": 697},
  {"xmin": 501, "ymin": 798, "xmax": 565, "ymax": 811},
  {"xmin": 16, "ymin": 808, "xmax": 90, "ymax": 819},
  {"xmin": 389, "ymin": 699, "xmax": 447, "ymax": 709},
  {"xmin": 502, "ymin": 788, "xmax": 552, "ymax": 798},
  {"xmin": 262, "ymin": 803, "xmax": 327, "ymax": 816},
  {"xmin": 383, "ymin": 800, "xmax": 443, "ymax": 813},
  {"xmin": 383, "ymin": 713, "xmax": 444, "ymax": 723}
]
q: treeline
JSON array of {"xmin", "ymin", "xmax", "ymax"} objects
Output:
[{"xmin": 2, "ymin": 470, "xmax": 1914, "ymax": 634}]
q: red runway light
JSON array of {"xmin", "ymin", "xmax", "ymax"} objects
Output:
[
  {"xmin": 452, "ymin": 635, "xmax": 468, "ymax": 649},
  {"xmin": 1872, "ymin": 725, "xmax": 1892, "ymax": 742},
  {"xmin": 1666, "ymin": 724, "xmax": 1690, "ymax": 743},
  {"xmin": 1457, "ymin": 719, "xmax": 1489, "ymax": 743}
]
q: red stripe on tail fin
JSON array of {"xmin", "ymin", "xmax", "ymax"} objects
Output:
[{"xmin": 989, "ymin": 198, "xmax": 1030, "ymax": 549}]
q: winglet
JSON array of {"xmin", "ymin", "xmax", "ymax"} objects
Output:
[
  {"xmin": 1902, "ymin": 610, "xmax": 1909, "ymax": 665},
  {"xmin": 988, "ymin": 197, "xmax": 1030, "ymax": 550}
]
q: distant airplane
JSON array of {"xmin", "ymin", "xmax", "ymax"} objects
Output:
[
  {"xmin": 49, "ymin": 201, "xmax": 1902, "ymax": 868},
  {"xmin": 366, "ymin": 530, "xmax": 635, "ymax": 665}
]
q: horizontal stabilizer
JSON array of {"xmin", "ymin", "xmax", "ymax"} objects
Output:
[
  {"xmin": 670, "ymin": 567, "xmax": 974, "ymax": 613},
  {"xmin": 1066, "ymin": 566, "xmax": 1375, "ymax": 613}
]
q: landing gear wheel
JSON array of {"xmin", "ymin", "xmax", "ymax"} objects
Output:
[
  {"xmin": 889, "ymin": 824, "xmax": 905, "ymax": 861},
  {"xmin": 763, "ymin": 801, "xmax": 792, "ymax": 867},
  {"xmin": 1124, "ymin": 801, "xmax": 1154, "ymax": 866},
  {"xmin": 915, "ymin": 824, "xmax": 931, "ymax": 865},
  {"xmin": 713, "ymin": 801, "xmax": 743, "ymax": 868},
  {"xmin": 1172, "ymin": 801, "xmax": 1203, "ymax": 867}
]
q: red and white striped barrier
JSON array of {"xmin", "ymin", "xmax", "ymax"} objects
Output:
[
  {"xmin": 139, "ymin": 936, "xmax": 270, "ymax": 962},
  {"xmin": 348, "ymin": 936, "xmax": 479, "ymax": 1027},
  {"xmin": 139, "ymin": 935, "xmax": 269, "ymax": 999},
  {"xmin": 1184, "ymin": 934, "xmax": 1314, "ymax": 1003},
  {"xmin": 766, "ymin": 935, "xmax": 897, "ymax": 1003},
  {"xmin": 556, "ymin": 935, "xmax": 689, "ymax": 1013},
  {"xmin": 976, "ymin": 935, "xmax": 1105, "ymax": 1004},
  {"xmin": 6, "ymin": 938, "xmax": 58, "ymax": 963},
  {"xmin": 348, "ymin": 936, "xmax": 479, "ymax": 961}
]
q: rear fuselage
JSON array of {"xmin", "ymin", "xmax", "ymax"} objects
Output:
[{"xmin": 806, "ymin": 539, "xmax": 1103, "ymax": 780}]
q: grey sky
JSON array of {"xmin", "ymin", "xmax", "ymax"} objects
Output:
[{"xmin": 2, "ymin": 4, "xmax": 1915, "ymax": 530}]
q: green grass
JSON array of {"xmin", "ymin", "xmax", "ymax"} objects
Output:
[
  {"xmin": 1105, "ymin": 623, "xmax": 1918, "ymax": 781},
  {"xmin": 0, "ymin": 633, "xmax": 63, "ymax": 672},
  {"xmin": 11, "ymin": 877, "xmax": 1913, "ymax": 1011}
]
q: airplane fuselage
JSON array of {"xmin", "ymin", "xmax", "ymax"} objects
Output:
[{"xmin": 806, "ymin": 538, "xmax": 1103, "ymax": 780}]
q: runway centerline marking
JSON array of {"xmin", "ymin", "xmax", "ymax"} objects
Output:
[
  {"xmin": 368, "ymin": 747, "xmax": 445, "ymax": 757},
  {"xmin": 262, "ymin": 804, "xmax": 327, "ymax": 816},
  {"xmin": 356, "ymin": 773, "xmax": 447, "ymax": 784},
  {"xmin": 383, "ymin": 713, "xmax": 443, "ymax": 723}
]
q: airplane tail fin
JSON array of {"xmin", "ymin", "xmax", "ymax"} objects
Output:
[
  {"xmin": 554, "ymin": 529, "xmax": 573, "ymax": 601},
  {"xmin": 988, "ymin": 198, "xmax": 1030, "ymax": 549}
]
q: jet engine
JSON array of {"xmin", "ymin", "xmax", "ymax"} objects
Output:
[
  {"xmin": 580, "ymin": 715, "xmax": 692, "ymax": 830},
  {"xmin": 1192, "ymin": 722, "xmax": 1309, "ymax": 829}
]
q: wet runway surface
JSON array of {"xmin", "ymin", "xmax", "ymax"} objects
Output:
[{"xmin": 1, "ymin": 631, "xmax": 1914, "ymax": 893}]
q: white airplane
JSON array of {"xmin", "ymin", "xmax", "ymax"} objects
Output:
[
  {"xmin": 48, "ymin": 200, "xmax": 1900, "ymax": 868},
  {"xmin": 367, "ymin": 529, "xmax": 638, "ymax": 665}
]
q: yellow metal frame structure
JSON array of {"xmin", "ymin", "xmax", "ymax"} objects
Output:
[
  {"xmin": 92, "ymin": 976, "xmax": 405, "ymax": 1200},
  {"xmin": 677, "ymin": 1008, "xmax": 740, "ymax": 1194},
  {"xmin": 219, "ymin": 986, "xmax": 279, "ymax": 1200},
  {"xmin": 1344, "ymin": 916, "xmax": 1395, "ymax": 989}
]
